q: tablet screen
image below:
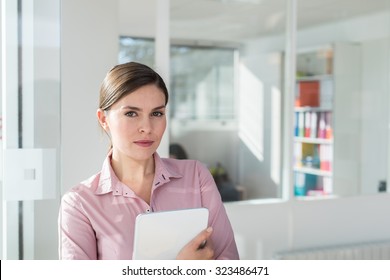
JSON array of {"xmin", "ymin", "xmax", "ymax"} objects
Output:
[{"xmin": 132, "ymin": 207, "xmax": 209, "ymax": 260}]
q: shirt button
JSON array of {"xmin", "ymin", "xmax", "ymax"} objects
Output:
[{"xmin": 146, "ymin": 209, "xmax": 151, "ymax": 213}]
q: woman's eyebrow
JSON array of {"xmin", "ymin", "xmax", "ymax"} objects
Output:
[
  {"xmin": 152, "ymin": 105, "xmax": 166, "ymax": 110},
  {"xmin": 120, "ymin": 106, "xmax": 141, "ymax": 111},
  {"xmin": 120, "ymin": 105, "xmax": 166, "ymax": 111}
]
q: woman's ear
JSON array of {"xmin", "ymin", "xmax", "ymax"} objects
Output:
[{"xmin": 97, "ymin": 109, "xmax": 109, "ymax": 131}]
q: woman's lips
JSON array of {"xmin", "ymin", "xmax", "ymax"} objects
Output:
[{"xmin": 134, "ymin": 140, "xmax": 154, "ymax": 147}]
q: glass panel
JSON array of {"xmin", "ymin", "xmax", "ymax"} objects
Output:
[
  {"xmin": 170, "ymin": 0, "xmax": 287, "ymax": 201},
  {"xmin": 295, "ymin": 0, "xmax": 390, "ymax": 198},
  {"xmin": 1, "ymin": 0, "xmax": 61, "ymax": 259},
  {"xmin": 170, "ymin": 46, "xmax": 235, "ymax": 120},
  {"xmin": 119, "ymin": 0, "xmax": 288, "ymax": 201},
  {"xmin": 119, "ymin": 36, "xmax": 155, "ymax": 66}
]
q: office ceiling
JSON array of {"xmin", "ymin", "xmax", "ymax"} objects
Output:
[
  {"xmin": 170, "ymin": 0, "xmax": 389, "ymax": 42},
  {"xmin": 119, "ymin": 0, "xmax": 389, "ymax": 43}
]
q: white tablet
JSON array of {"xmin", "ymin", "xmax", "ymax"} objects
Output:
[{"xmin": 132, "ymin": 207, "xmax": 209, "ymax": 260}]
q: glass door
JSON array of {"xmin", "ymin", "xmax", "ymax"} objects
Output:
[{"xmin": 1, "ymin": 0, "xmax": 61, "ymax": 259}]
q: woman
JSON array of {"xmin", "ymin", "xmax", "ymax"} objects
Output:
[{"xmin": 59, "ymin": 62, "xmax": 239, "ymax": 260}]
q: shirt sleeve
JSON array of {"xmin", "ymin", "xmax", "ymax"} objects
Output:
[
  {"xmin": 196, "ymin": 161, "xmax": 240, "ymax": 260},
  {"xmin": 58, "ymin": 190, "xmax": 97, "ymax": 260}
]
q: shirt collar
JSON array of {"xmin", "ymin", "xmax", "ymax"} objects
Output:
[
  {"xmin": 95, "ymin": 152, "xmax": 183, "ymax": 195},
  {"xmin": 95, "ymin": 151, "xmax": 120, "ymax": 195},
  {"xmin": 152, "ymin": 152, "xmax": 182, "ymax": 190}
]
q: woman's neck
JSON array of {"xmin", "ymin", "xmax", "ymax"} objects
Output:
[{"xmin": 110, "ymin": 151, "xmax": 155, "ymax": 203}]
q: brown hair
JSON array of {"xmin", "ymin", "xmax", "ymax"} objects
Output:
[{"xmin": 99, "ymin": 62, "xmax": 169, "ymax": 110}]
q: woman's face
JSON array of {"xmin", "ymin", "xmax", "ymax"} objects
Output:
[{"xmin": 99, "ymin": 84, "xmax": 167, "ymax": 162}]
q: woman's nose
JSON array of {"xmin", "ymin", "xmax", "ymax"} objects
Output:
[{"xmin": 138, "ymin": 117, "xmax": 152, "ymax": 133}]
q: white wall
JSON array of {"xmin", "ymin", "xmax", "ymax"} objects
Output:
[
  {"xmin": 360, "ymin": 38, "xmax": 390, "ymax": 194},
  {"xmin": 118, "ymin": 0, "xmax": 156, "ymax": 38},
  {"xmin": 61, "ymin": 0, "xmax": 117, "ymax": 194},
  {"xmin": 55, "ymin": 0, "xmax": 118, "ymax": 259},
  {"xmin": 237, "ymin": 51, "xmax": 283, "ymax": 198},
  {"xmin": 225, "ymin": 193, "xmax": 390, "ymax": 259}
]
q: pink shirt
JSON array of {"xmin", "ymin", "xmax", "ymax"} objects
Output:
[{"xmin": 59, "ymin": 153, "xmax": 239, "ymax": 260}]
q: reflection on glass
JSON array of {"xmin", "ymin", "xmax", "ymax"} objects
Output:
[
  {"xmin": 170, "ymin": 0, "xmax": 286, "ymax": 200},
  {"xmin": 295, "ymin": 0, "xmax": 390, "ymax": 198},
  {"xmin": 170, "ymin": 46, "xmax": 235, "ymax": 120}
]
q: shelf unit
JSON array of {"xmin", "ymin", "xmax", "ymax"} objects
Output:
[
  {"xmin": 294, "ymin": 47, "xmax": 334, "ymax": 197},
  {"xmin": 293, "ymin": 43, "xmax": 362, "ymax": 198}
]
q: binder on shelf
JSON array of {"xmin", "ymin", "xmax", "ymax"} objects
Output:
[
  {"xmin": 294, "ymin": 112, "xmax": 299, "ymax": 137},
  {"xmin": 318, "ymin": 112, "xmax": 326, "ymax": 139},
  {"xmin": 325, "ymin": 112, "xmax": 333, "ymax": 139},
  {"xmin": 298, "ymin": 81, "xmax": 320, "ymax": 107},
  {"xmin": 304, "ymin": 112, "xmax": 311, "ymax": 137},
  {"xmin": 310, "ymin": 111, "xmax": 318, "ymax": 138},
  {"xmin": 295, "ymin": 83, "xmax": 301, "ymax": 107},
  {"xmin": 320, "ymin": 145, "xmax": 332, "ymax": 171},
  {"xmin": 305, "ymin": 174, "xmax": 318, "ymax": 193},
  {"xmin": 298, "ymin": 111, "xmax": 304, "ymax": 137},
  {"xmin": 294, "ymin": 172, "xmax": 306, "ymax": 196}
]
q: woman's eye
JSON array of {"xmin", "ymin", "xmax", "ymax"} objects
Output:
[
  {"xmin": 152, "ymin": 111, "xmax": 164, "ymax": 117},
  {"xmin": 125, "ymin": 111, "xmax": 137, "ymax": 117}
]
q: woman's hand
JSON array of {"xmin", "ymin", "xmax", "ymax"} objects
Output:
[{"xmin": 176, "ymin": 227, "xmax": 214, "ymax": 260}]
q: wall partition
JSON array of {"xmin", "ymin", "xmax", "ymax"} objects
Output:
[{"xmin": 1, "ymin": 0, "xmax": 61, "ymax": 259}]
